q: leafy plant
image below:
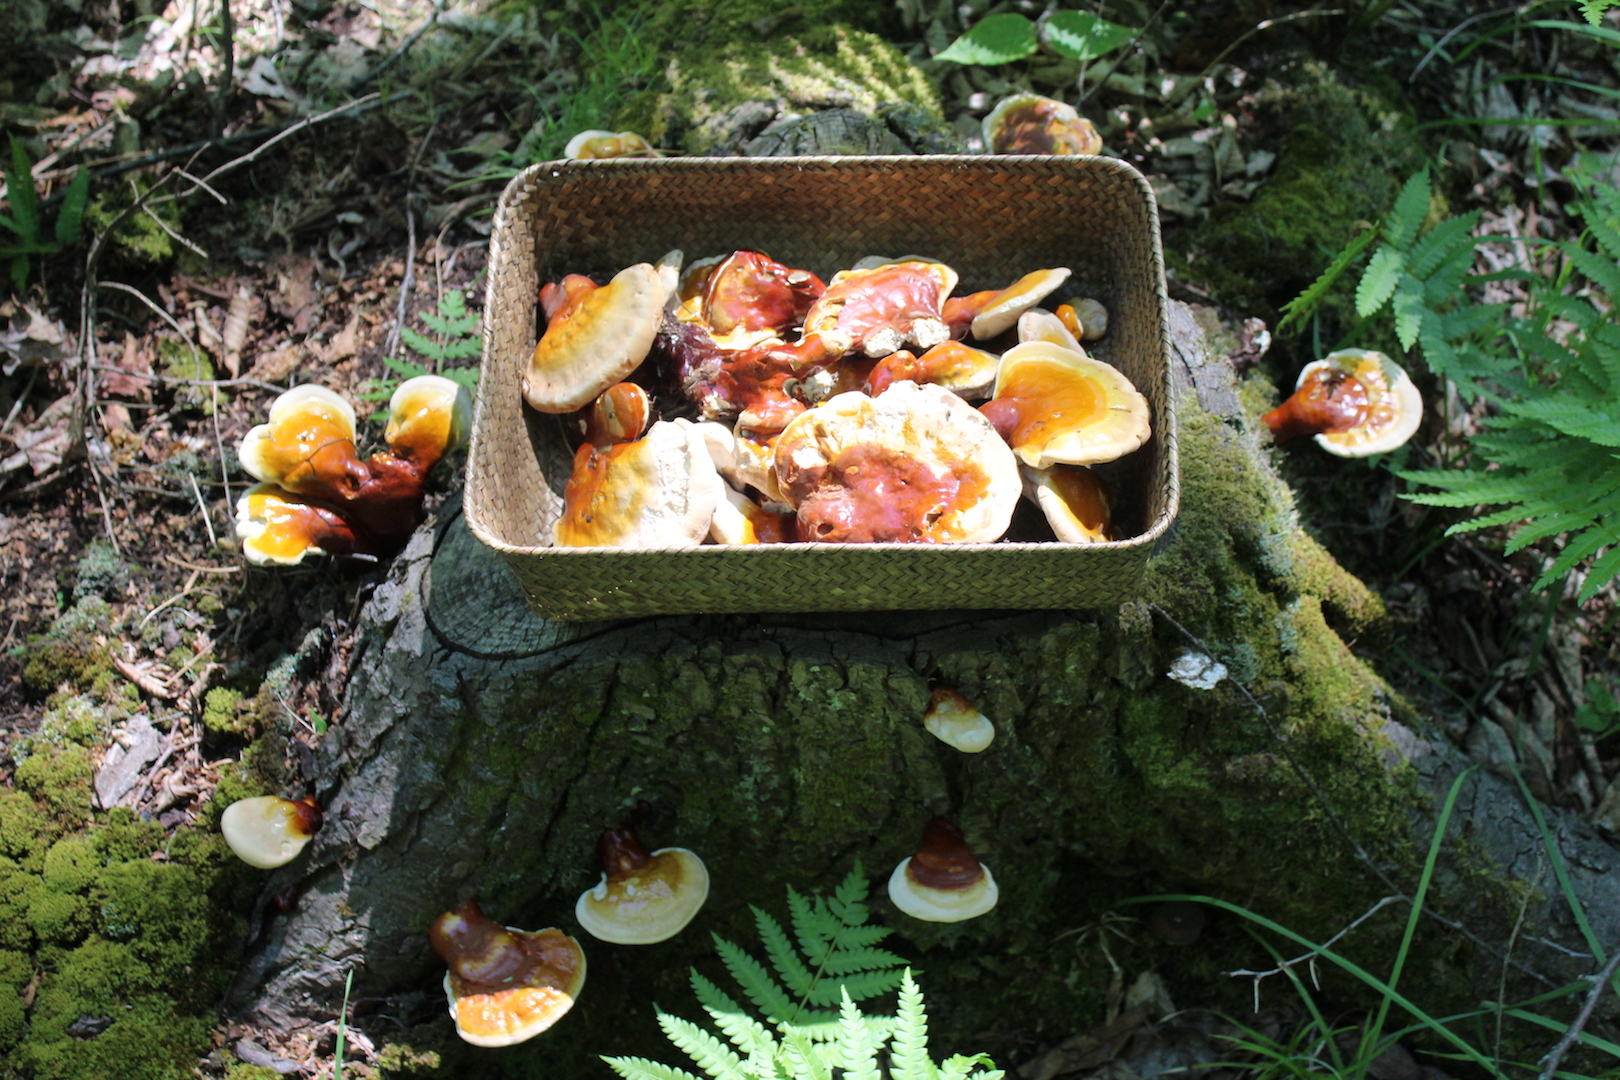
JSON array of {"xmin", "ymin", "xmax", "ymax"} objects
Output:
[
  {"xmin": 365, "ymin": 289, "xmax": 480, "ymax": 421},
  {"xmin": 1279, "ymin": 168, "xmax": 1620, "ymax": 601},
  {"xmin": 602, "ymin": 866, "xmax": 1004, "ymax": 1080},
  {"xmin": 1574, "ymin": 676, "xmax": 1620, "ymax": 739},
  {"xmin": 934, "ymin": 11, "xmax": 1136, "ymax": 66},
  {"xmin": 0, "ymin": 135, "xmax": 90, "ymax": 291}
]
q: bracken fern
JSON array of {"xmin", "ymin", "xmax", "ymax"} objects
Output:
[{"xmin": 602, "ymin": 866, "xmax": 1004, "ymax": 1080}]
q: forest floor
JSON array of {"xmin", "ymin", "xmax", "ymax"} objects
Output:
[{"xmin": 2, "ymin": 1, "xmax": 1620, "ymax": 1077}]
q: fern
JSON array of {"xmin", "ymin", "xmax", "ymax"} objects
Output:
[
  {"xmin": 602, "ymin": 866, "xmax": 1001, "ymax": 1080},
  {"xmin": 1296, "ymin": 168, "xmax": 1620, "ymax": 601}
]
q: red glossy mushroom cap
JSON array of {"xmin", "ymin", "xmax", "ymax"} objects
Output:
[
  {"xmin": 237, "ymin": 385, "xmax": 365, "ymax": 500},
  {"xmin": 429, "ymin": 900, "xmax": 587, "ymax": 1047},
  {"xmin": 220, "ymin": 795, "xmax": 322, "ymax": 868},
  {"xmin": 802, "ymin": 260, "xmax": 959, "ymax": 359},
  {"xmin": 887, "ymin": 817, "xmax": 999, "ymax": 922},
  {"xmin": 981, "ymin": 341, "xmax": 1151, "ymax": 469},
  {"xmin": 574, "ymin": 826, "xmax": 711, "ymax": 945},
  {"xmin": 1262, "ymin": 348, "xmax": 1423, "ymax": 457}
]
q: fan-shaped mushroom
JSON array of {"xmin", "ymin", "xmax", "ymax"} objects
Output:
[
  {"xmin": 564, "ymin": 130, "xmax": 658, "ymax": 160},
  {"xmin": 554, "ymin": 419, "xmax": 723, "ymax": 548},
  {"xmin": 942, "ymin": 267, "xmax": 1072, "ymax": 341},
  {"xmin": 888, "ymin": 817, "xmax": 999, "ymax": 922},
  {"xmin": 429, "ymin": 900, "xmax": 586, "ymax": 1047},
  {"xmin": 574, "ymin": 826, "xmax": 710, "ymax": 944},
  {"xmin": 524, "ymin": 263, "xmax": 667, "ymax": 414},
  {"xmin": 220, "ymin": 795, "xmax": 322, "ymax": 868},
  {"xmin": 773, "ymin": 382, "xmax": 1021, "ymax": 544},
  {"xmin": 983, "ymin": 93, "xmax": 1103, "ymax": 155},
  {"xmin": 923, "ymin": 687, "xmax": 995, "ymax": 753},
  {"xmin": 1262, "ymin": 348, "xmax": 1423, "ymax": 456},
  {"xmin": 980, "ymin": 341, "xmax": 1151, "ymax": 469},
  {"xmin": 1020, "ymin": 463, "xmax": 1113, "ymax": 544},
  {"xmin": 863, "ymin": 341, "xmax": 1001, "ymax": 399},
  {"xmin": 234, "ymin": 483, "xmax": 361, "ymax": 566},
  {"xmin": 802, "ymin": 260, "xmax": 958, "ymax": 359}
]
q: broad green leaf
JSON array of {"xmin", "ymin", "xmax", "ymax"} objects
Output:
[
  {"xmin": 934, "ymin": 13, "xmax": 1038, "ymax": 65},
  {"xmin": 1355, "ymin": 246, "xmax": 1404, "ymax": 317},
  {"xmin": 1041, "ymin": 11, "xmax": 1135, "ymax": 62}
]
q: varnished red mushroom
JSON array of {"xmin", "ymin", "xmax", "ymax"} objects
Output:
[
  {"xmin": 574, "ymin": 825, "xmax": 710, "ymax": 944},
  {"xmin": 887, "ymin": 817, "xmax": 999, "ymax": 922},
  {"xmin": 429, "ymin": 900, "xmax": 587, "ymax": 1046}
]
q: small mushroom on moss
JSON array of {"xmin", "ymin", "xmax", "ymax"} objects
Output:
[
  {"xmin": 923, "ymin": 687, "xmax": 995, "ymax": 753},
  {"xmin": 1262, "ymin": 348, "xmax": 1423, "ymax": 457},
  {"xmin": 983, "ymin": 94, "xmax": 1103, "ymax": 155},
  {"xmin": 430, "ymin": 900, "xmax": 587, "ymax": 1046},
  {"xmin": 574, "ymin": 825, "xmax": 711, "ymax": 944},
  {"xmin": 888, "ymin": 817, "xmax": 998, "ymax": 922},
  {"xmin": 220, "ymin": 795, "xmax": 322, "ymax": 869}
]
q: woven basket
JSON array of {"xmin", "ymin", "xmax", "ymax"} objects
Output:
[{"xmin": 466, "ymin": 156, "xmax": 1180, "ymax": 621}]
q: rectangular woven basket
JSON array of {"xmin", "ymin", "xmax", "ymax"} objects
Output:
[{"xmin": 466, "ymin": 155, "xmax": 1180, "ymax": 621}]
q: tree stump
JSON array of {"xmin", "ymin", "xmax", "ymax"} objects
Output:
[{"xmin": 227, "ymin": 302, "xmax": 1620, "ymax": 1071}]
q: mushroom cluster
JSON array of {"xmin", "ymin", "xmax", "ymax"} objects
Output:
[
  {"xmin": 233, "ymin": 376, "xmax": 471, "ymax": 565},
  {"xmin": 527, "ymin": 250, "xmax": 1152, "ymax": 549}
]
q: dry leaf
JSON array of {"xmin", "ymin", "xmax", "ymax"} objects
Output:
[{"xmin": 319, "ymin": 311, "xmax": 364, "ymax": 363}]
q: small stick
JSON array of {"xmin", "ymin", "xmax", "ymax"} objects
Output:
[{"xmin": 1536, "ymin": 946, "xmax": 1620, "ymax": 1080}]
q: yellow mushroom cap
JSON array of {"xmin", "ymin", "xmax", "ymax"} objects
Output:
[
  {"xmin": 553, "ymin": 419, "xmax": 723, "ymax": 549},
  {"xmin": 970, "ymin": 268, "xmax": 1072, "ymax": 340},
  {"xmin": 220, "ymin": 795, "xmax": 321, "ymax": 869},
  {"xmin": 987, "ymin": 341, "xmax": 1151, "ymax": 469},
  {"xmin": 564, "ymin": 129, "xmax": 658, "ymax": 160},
  {"xmin": 234, "ymin": 483, "xmax": 360, "ymax": 566},
  {"xmin": 923, "ymin": 687, "xmax": 995, "ymax": 753},
  {"xmin": 1020, "ymin": 463, "xmax": 1113, "ymax": 544},
  {"xmin": 574, "ymin": 846, "xmax": 711, "ymax": 945},
  {"xmin": 523, "ymin": 263, "xmax": 666, "ymax": 414},
  {"xmin": 237, "ymin": 385, "xmax": 360, "ymax": 493},
  {"xmin": 431, "ymin": 903, "xmax": 587, "ymax": 1047},
  {"xmin": 1306, "ymin": 349, "xmax": 1424, "ymax": 457},
  {"xmin": 384, "ymin": 374, "xmax": 472, "ymax": 468}
]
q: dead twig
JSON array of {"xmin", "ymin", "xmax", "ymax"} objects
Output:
[
  {"xmin": 1226, "ymin": 896, "xmax": 1402, "ymax": 1011},
  {"xmin": 1536, "ymin": 946, "xmax": 1620, "ymax": 1080}
]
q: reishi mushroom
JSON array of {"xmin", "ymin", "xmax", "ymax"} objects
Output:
[
  {"xmin": 554, "ymin": 419, "xmax": 723, "ymax": 548},
  {"xmin": 1261, "ymin": 348, "xmax": 1423, "ymax": 456},
  {"xmin": 980, "ymin": 341, "xmax": 1152, "ymax": 470},
  {"xmin": 773, "ymin": 381, "xmax": 1021, "ymax": 544},
  {"xmin": 234, "ymin": 483, "xmax": 362, "ymax": 565},
  {"xmin": 564, "ymin": 129, "xmax": 659, "ymax": 160},
  {"xmin": 983, "ymin": 94, "xmax": 1103, "ymax": 156},
  {"xmin": 574, "ymin": 825, "xmax": 711, "ymax": 944},
  {"xmin": 1020, "ymin": 463, "xmax": 1113, "ymax": 544},
  {"xmin": 220, "ymin": 795, "xmax": 322, "ymax": 869},
  {"xmin": 923, "ymin": 687, "xmax": 996, "ymax": 753},
  {"xmin": 524, "ymin": 263, "xmax": 667, "ymax": 414},
  {"xmin": 887, "ymin": 817, "xmax": 999, "ymax": 922},
  {"xmin": 429, "ymin": 900, "xmax": 587, "ymax": 1046},
  {"xmin": 801, "ymin": 260, "xmax": 958, "ymax": 359}
]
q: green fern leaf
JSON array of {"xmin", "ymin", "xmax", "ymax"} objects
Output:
[
  {"xmin": 713, "ymin": 935, "xmax": 799, "ymax": 1024},
  {"xmin": 1392, "ymin": 277, "xmax": 1425, "ymax": 351},
  {"xmin": 1355, "ymin": 246, "xmax": 1404, "ymax": 317},
  {"xmin": 1275, "ymin": 223, "xmax": 1380, "ymax": 335},
  {"xmin": 602, "ymin": 1055, "xmax": 706, "ymax": 1080},
  {"xmin": 890, "ymin": 970, "xmax": 936, "ymax": 1080},
  {"xmin": 756, "ymin": 906, "xmax": 818, "ymax": 1001},
  {"xmin": 1563, "ymin": 242, "xmax": 1620, "ymax": 306},
  {"xmin": 1531, "ymin": 526, "xmax": 1613, "ymax": 585},
  {"xmin": 1579, "ymin": 542, "xmax": 1620, "ymax": 601},
  {"xmin": 53, "ymin": 168, "xmax": 90, "ymax": 247},
  {"xmin": 5, "ymin": 136, "xmax": 40, "ymax": 245},
  {"xmin": 788, "ymin": 888, "xmax": 837, "ymax": 966},
  {"xmin": 659, "ymin": 1011, "xmax": 749, "ymax": 1080},
  {"xmin": 819, "ymin": 945, "xmax": 910, "ymax": 976},
  {"xmin": 1506, "ymin": 399, "xmax": 1620, "ymax": 447},
  {"xmin": 1406, "ymin": 210, "xmax": 1481, "ymax": 278},
  {"xmin": 1582, "ymin": 203, "xmax": 1620, "ymax": 261},
  {"xmin": 1386, "ymin": 169, "xmax": 1432, "ymax": 250},
  {"xmin": 940, "ymin": 1055, "xmax": 1005, "ymax": 1080},
  {"xmin": 837, "ymin": 990, "xmax": 884, "ymax": 1080},
  {"xmin": 804, "ymin": 968, "xmax": 907, "ymax": 1007},
  {"xmin": 693, "ymin": 973, "xmax": 776, "ymax": 1058}
]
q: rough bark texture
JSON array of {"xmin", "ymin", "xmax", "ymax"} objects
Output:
[{"xmin": 227, "ymin": 303, "xmax": 1620, "ymax": 1072}]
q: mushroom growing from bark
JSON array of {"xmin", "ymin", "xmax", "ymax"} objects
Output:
[
  {"xmin": 1261, "ymin": 348, "xmax": 1423, "ymax": 456},
  {"xmin": 983, "ymin": 94, "xmax": 1103, "ymax": 155},
  {"xmin": 574, "ymin": 826, "xmax": 711, "ymax": 944},
  {"xmin": 773, "ymin": 382, "xmax": 1021, "ymax": 544},
  {"xmin": 980, "ymin": 341, "xmax": 1151, "ymax": 469},
  {"xmin": 923, "ymin": 687, "xmax": 995, "ymax": 753},
  {"xmin": 235, "ymin": 378, "xmax": 470, "ymax": 561},
  {"xmin": 888, "ymin": 817, "xmax": 999, "ymax": 922},
  {"xmin": 429, "ymin": 900, "xmax": 587, "ymax": 1047},
  {"xmin": 220, "ymin": 795, "xmax": 322, "ymax": 869}
]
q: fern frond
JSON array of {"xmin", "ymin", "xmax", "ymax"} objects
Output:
[
  {"xmin": 1386, "ymin": 169, "xmax": 1433, "ymax": 250},
  {"xmin": 713, "ymin": 935, "xmax": 799, "ymax": 1023},
  {"xmin": 837, "ymin": 990, "xmax": 884, "ymax": 1080},
  {"xmin": 1579, "ymin": 542, "xmax": 1620, "ymax": 601},
  {"xmin": 1530, "ymin": 527, "xmax": 1614, "ymax": 587},
  {"xmin": 1355, "ymin": 246, "xmax": 1404, "ymax": 317},
  {"xmin": 787, "ymin": 888, "xmax": 833, "ymax": 968},
  {"xmin": 818, "ymin": 946, "xmax": 910, "ymax": 976},
  {"xmin": 756, "ymin": 905, "xmax": 818, "ymax": 1002},
  {"xmin": 826, "ymin": 924, "xmax": 894, "ymax": 951},
  {"xmin": 1406, "ymin": 210, "xmax": 1482, "ymax": 278},
  {"xmin": 602, "ymin": 1055, "xmax": 706, "ymax": 1080},
  {"xmin": 1392, "ymin": 278, "xmax": 1425, "ymax": 351},
  {"xmin": 940, "ymin": 1055, "xmax": 1005, "ymax": 1080},
  {"xmin": 1275, "ymin": 223, "xmax": 1381, "ymax": 335},
  {"xmin": 1583, "ymin": 202, "xmax": 1620, "ymax": 261},
  {"xmin": 890, "ymin": 970, "xmax": 936, "ymax": 1080},
  {"xmin": 801, "ymin": 968, "xmax": 908, "ymax": 1008},
  {"xmin": 1563, "ymin": 242, "xmax": 1620, "ymax": 307},
  {"xmin": 658, "ymin": 1011, "xmax": 750, "ymax": 1080},
  {"xmin": 692, "ymin": 972, "xmax": 777, "ymax": 1059},
  {"xmin": 1505, "ymin": 398, "xmax": 1620, "ymax": 447}
]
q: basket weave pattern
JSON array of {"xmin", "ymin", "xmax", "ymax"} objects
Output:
[{"xmin": 466, "ymin": 156, "xmax": 1180, "ymax": 620}]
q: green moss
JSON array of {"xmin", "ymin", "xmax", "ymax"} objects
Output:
[
  {"xmin": 1178, "ymin": 63, "xmax": 1424, "ymax": 328},
  {"xmin": 619, "ymin": 26, "xmax": 941, "ymax": 153},
  {"xmin": 90, "ymin": 810, "xmax": 163, "ymax": 866},
  {"xmin": 14, "ymin": 744, "xmax": 94, "ymax": 830},
  {"xmin": 72, "ymin": 539, "xmax": 130, "ymax": 602},
  {"xmin": 0, "ymin": 859, "xmax": 43, "ymax": 950},
  {"xmin": 202, "ymin": 686, "xmax": 250, "ymax": 736},
  {"xmin": 157, "ymin": 336, "xmax": 218, "ymax": 415},
  {"xmin": 22, "ymin": 597, "xmax": 118, "ymax": 697},
  {"xmin": 27, "ymin": 888, "xmax": 90, "ymax": 945},
  {"xmin": 37, "ymin": 693, "xmax": 117, "ymax": 748},
  {"xmin": 0, "ymin": 792, "xmax": 59, "ymax": 870},
  {"xmin": 375, "ymin": 1042, "xmax": 446, "ymax": 1076}
]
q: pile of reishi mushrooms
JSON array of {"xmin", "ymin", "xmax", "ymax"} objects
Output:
[{"xmin": 527, "ymin": 249, "xmax": 1152, "ymax": 548}]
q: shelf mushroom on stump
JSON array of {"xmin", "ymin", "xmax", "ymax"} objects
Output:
[
  {"xmin": 1261, "ymin": 348, "xmax": 1423, "ymax": 456},
  {"xmin": 888, "ymin": 817, "xmax": 999, "ymax": 923},
  {"xmin": 429, "ymin": 900, "xmax": 587, "ymax": 1047},
  {"xmin": 574, "ymin": 825, "xmax": 710, "ymax": 945}
]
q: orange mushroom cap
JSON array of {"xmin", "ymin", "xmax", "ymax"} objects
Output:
[
  {"xmin": 574, "ymin": 826, "xmax": 711, "ymax": 944},
  {"xmin": 554, "ymin": 419, "xmax": 723, "ymax": 548},
  {"xmin": 863, "ymin": 341, "xmax": 1001, "ymax": 399},
  {"xmin": 802, "ymin": 261, "xmax": 958, "ymax": 359},
  {"xmin": 887, "ymin": 817, "xmax": 999, "ymax": 922},
  {"xmin": 430, "ymin": 900, "xmax": 587, "ymax": 1047},
  {"xmin": 1262, "ymin": 348, "xmax": 1423, "ymax": 457},
  {"xmin": 1020, "ymin": 463, "xmax": 1114, "ymax": 544},
  {"xmin": 237, "ymin": 385, "xmax": 366, "ymax": 502},
  {"xmin": 980, "ymin": 341, "xmax": 1151, "ymax": 469},
  {"xmin": 234, "ymin": 483, "xmax": 363, "ymax": 565},
  {"xmin": 384, "ymin": 375, "xmax": 472, "ymax": 472},
  {"xmin": 524, "ymin": 263, "xmax": 666, "ymax": 414}
]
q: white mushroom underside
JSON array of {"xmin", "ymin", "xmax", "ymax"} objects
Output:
[{"xmin": 887, "ymin": 858, "xmax": 1000, "ymax": 922}]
